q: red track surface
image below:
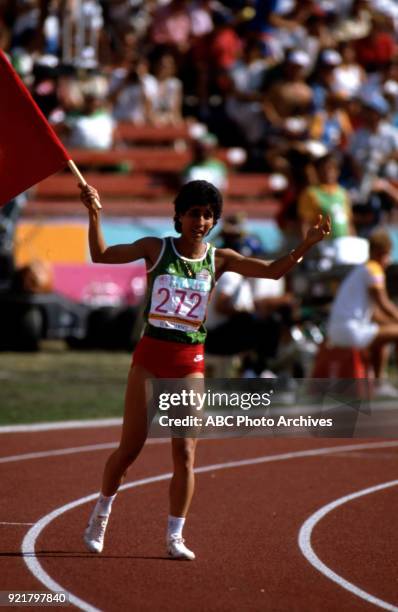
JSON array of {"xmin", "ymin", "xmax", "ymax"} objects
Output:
[{"xmin": 1, "ymin": 428, "xmax": 398, "ymax": 611}]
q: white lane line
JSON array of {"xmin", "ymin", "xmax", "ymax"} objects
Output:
[
  {"xmin": 0, "ymin": 439, "xmax": 167, "ymax": 465},
  {"xmin": 2, "ymin": 395, "xmax": 398, "ymax": 434},
  {"xmin": 0, "ymin": 443, "xmax": 117, "ymax": 464},
  {"xmin": 0, "ymin": 419, "xmax": 122, "ymax": 434},
  {"xmin": 298, "ymin": 481, "xmax": 398, "ymax": 611},
  {"xmin": 0, "ymin": 522, "xmax": 35, "ymax": 525},
  {"xmin": 2, "ymin": 439, "xmax": 398, "ymax": 467},
  {"xmin": 22, "ymin": 440, "xmax": 398, "ymax": 612}
]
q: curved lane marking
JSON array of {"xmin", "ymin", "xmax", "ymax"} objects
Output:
[
  {"xmin": 298, "ymin": 479, "xmax": 398, "ymax": 611},
  {"xmin": 3, "ymin": 438, "xmax": 398, "ymax": 466},
  {"xmin": 0, "ymin": 419, "xmax": 122, "ymax": 434},
  {"xmin": 0, "ymin": 439, "xmax": 167, "ymax": 465},
  {"xmin": 21, "ymin": 440, "xmax": 398, "ymax": 611}
]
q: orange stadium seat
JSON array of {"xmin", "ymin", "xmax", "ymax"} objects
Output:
[
  {"xmin": 68, "ymin": 147, "xmax": 242, "ymax": 172},
  {"xmin": 115, "ymin": 122, "xmax": 191, "ymax": 145},
  {"xmin": 35, "ymin": 172, "xmax": 276, "ymax": 200}
]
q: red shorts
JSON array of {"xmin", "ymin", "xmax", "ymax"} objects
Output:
[{"xmin": 132, "ymin": 336, "xmax": 205, "ymax": 378}]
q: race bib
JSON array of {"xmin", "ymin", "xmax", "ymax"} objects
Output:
[{"xmin": 148, "ymin": 274, "xmax": 211, "ymax": 332}]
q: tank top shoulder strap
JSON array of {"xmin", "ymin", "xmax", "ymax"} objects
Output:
[
  {"xmin": 207, "ymin": 243, "xmax": 216, "ymax": 279},
  {"xmin": 146, "ymin": 237, "xmax": 169, "ymax": 274}
]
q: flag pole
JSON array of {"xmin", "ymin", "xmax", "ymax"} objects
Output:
[{"xmin": 67, "ymin": 159, "xmax": 102, "ymax": 210}]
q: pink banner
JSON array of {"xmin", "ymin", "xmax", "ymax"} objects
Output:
[{"xmin": 53, "ymin": 263, "xmax": 146, "ymax": 306}]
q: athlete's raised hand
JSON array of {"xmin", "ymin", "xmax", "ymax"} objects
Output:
[{"xmin": 79, "ymin": 183, "xmax": 101, "ymax": 211}]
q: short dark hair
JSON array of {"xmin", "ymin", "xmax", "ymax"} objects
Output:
[
  {"xmin": 313, "ymin": 152, "xmax": 338, "ymax": 172},
  {"xmin": 173, "ymin": 180, "xmax": 223, "ymax": 233}
]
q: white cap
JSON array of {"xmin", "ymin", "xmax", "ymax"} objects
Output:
[
  {"xmin": 269, "ymin": 174, "xmax": 288, "ymax": 191},
  {"xmin": 287, "ymin": 50, "xmax": 311, "ymax": 67},
  {"xmin": 320, "ymin": 49, "xmax": 342, "ymax": 66},
  {"xmin": 304, "ymin": 140, "xmax": 329, "ymax": 158},
  {"xmin": 384, "ymin": 80, "xmax": 398, "ymax": 96}
]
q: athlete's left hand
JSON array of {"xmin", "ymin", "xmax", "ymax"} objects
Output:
[{"xmin": 305, "ymin": 214, "xmax": 331, "ymax": 245}]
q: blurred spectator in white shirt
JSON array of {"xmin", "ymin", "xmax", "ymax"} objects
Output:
[
  {"xmin": 224, "ymin": 38, "xmax": 269, "ymax": 146},
  {"xmin": 148, "ymin": 52, "xmax": 183, "ymax": 126},
  {"xmin": 182, "ymin": 132, "xmax": 228, "ymax": 192},
  {"xmin": 57, "ymin": 80, "xmax": 114, "ymax": 150},
  {"xmin": 110, "ymin": 56, "xmax": 154, "ymax": 124},
  {"xmin": 332, "ymin": 41, "xmax": 366, "ymax": 99},
  {"xmin": 348, "ymin": 94, "xmax": 398, "ymax": 225}
]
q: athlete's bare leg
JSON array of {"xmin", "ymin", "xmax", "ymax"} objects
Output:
[
  {"xmin": 169, "ymin": 437, "xmax": 198, "ymax": 516},
  {"xmin": 370, "ymin": 324, "xmax": 398, "ymax": 379},
  {"xmin": 101, "ymin": 364, "xmax": 153, "ymax": 496},
  {"xmin": 169, "ymin": 372, "xmax": 203, "ymax": 517},
  {"xmin": 369, "ymin": 343, "xmax": 389, "ymax": 379}
]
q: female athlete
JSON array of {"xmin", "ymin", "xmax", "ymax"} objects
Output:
[{"xmin": 80, "ymin": 179, "xmax": 331, "ymax": 560}]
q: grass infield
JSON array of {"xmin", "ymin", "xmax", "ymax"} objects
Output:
[{"xmin": 0, "ymin": 341, "xmax": 131, "ymax": 424}]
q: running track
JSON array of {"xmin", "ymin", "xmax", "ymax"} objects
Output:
[{"xmin": 1, "ymin": 423, "xmax": 398, "ymax": 612}]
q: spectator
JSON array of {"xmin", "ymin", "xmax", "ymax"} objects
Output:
[
  {"xmin": 10, "ymin": 0, "xmax": 40, "ymax": 50},
  {"xmin": 209, "ymin": 11, "xmax": 242, "ymax": 72},
  {"xmin": 150, "ymin": 0, "xmax": 191, "ymax": 54},
  {"xmin": 223, "ymin": 38, "xmax": 269, "ymax": 146},
  {"xmin": 31, "ymin": 57, "xmax": 59, "ymax": 117},
  {"xmin": 106, "ymin": 26, "xmax": 139, "ymax": 70},
  {"xmin": 148, "ymin": 52, "xmax": 183, "ymax": 126},
  {"xmin": 332, "ymin": 41, "xmax": 367, "ymax": 99},
  {"xmin": 214, "ymin": 213, "xmax": 264, "ymax": 256},
  {"xmin": 182, "ymin": 133, "xmax": 228, "ymax": 192},
  {"xmin": 302, "ymin": 11, "xmax": 337, "ymax": 70},
  {"xmin": 309, "ymin": 89, "xmax": 353, "ymax": 150},
  {"xmin": 347, "ymin": 93, "xmax": 398, "ymax": 227},
  {"xmin": 354, "ymin": 13, "xmax": 396, "ymax": 73},
  {"xmin": 1, "ymin": 0, "xmax": 398, "ymax": 251},
  {"xmin": 256, "ymin": 0, "xmax": 314, "ymax": 62},
  {"xmin": 263, "ymin": 50, "xmax": 313, "ymax": 134},
  {"xmin": 205, "ymin": 269, "xmax": 286, "ymax": 376},
  {"xmin": 55, "ymin": 73, "xmax": 85, "ymax": 115},
  {"xmin": 327, "ymin": 228, "xmax": 398, "ymax": 397},
  {"xmin": 310, "ymin": 49, "xmax": 342, "ymax": 112},
  {"xmin": 332, "ymin": 0, "xmax": 372, "ymax": 43},
  {"xmin": 110, "ymin": 56, "xmax": 153, "ymax": 124},
  {"xmin": 261, "ymin": 50, "xmax": 315, "ymax": 181},
  {"xmin": 298, "ymin": 153, "xmax": 355, "ymax": 238},
  {"xmin": 207, "ymin": 208, "xmax": 296, "ymax": 377},
  {"xmin": 58, "ymin": 82, "xmax": 115, "ymax": 150},
  {"xmin": 189, "ymin": 0, "xmax": 214, "ymax": 39}
]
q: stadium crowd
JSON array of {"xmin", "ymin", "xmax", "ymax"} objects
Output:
[
  {"xmin": 1, "ymin": 0, "xmax": 398, "ymax": 235},
  {"xmin": 1, "ymin": 0, "xmax": 398, "ymax": 386}
]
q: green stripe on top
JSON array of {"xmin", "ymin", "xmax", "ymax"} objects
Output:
[
  {"xmin": 143, "ymin": 237, "xmax": 216, "ymax": 344},
  {"xmin": 309, "ymin": 186, "xmax": 350, "ymax": 238}
]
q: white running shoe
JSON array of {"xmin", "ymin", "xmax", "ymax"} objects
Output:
[
  {"xmin": 167, "ymin": 535, "xmax": 195, "ymax": 560},
  {"xmin": 373, "ymin": 380, "xmax": 398, "ymax": 399},
  {"xmin": 84, "ymin": 514, "xmax": 109, "ymax": 554}
]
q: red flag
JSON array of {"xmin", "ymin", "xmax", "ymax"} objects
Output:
[{"xmin": 0, "ymin": 50, "xmax": 70, "ymax": 207}]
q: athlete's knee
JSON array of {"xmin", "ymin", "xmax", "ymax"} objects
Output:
[
  {"xmin": 172, "ymin": 439, "xmax": 196, "ymax": 472},
  {"xmin": 117, "ymin": 444, "xmax": 142, "ymax": 467}
]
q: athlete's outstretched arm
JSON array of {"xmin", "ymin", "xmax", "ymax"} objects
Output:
[
  {"xmin": 216, "ymin": 215, "xmax": 331, "ymax": 280},
  {"xmin": 80, "ymin": 184, "xmax": 159, "ymax": 264}
]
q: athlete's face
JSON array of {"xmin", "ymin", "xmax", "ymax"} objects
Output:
[{"xmin": 179, "ymin": 205, "xmax": 214, "ymax": 240}]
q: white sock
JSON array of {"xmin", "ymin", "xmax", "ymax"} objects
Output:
[
  {"xmin": 94, "ymin": 493, "xmax": 116, "ymax": 517},
  {"xmin": 167, "ymin": 515, "xmax": 185, "ymax": 540}
]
